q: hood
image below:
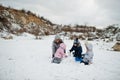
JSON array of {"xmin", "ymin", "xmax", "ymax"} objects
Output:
[
  {"xmin": 85, "ymin": 42, "xmax": 93, "ymax": 50},
  {"xmin": 60, "ymin": 43, "xmax": 66, "ymax": 49}
]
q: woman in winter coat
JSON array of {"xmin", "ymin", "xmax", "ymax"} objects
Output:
[
  {"xmin": 82, "ymin": 41, "xmax": 94, "ymax": 65},
  {"xmin": 69, "ymin": 38, "xmax": 83, "ymax": 62},
  {"xmin": 52, "ymin": 35, "xmax": 63, "ymax": 58},
  {"xmin": 52, "ymin": 43, "xmax": 67, "ymax": 64}
]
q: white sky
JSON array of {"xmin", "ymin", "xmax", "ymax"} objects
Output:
[{"xmin": 0, "ymin": 0, "xmax": 120, "ymax": 28}]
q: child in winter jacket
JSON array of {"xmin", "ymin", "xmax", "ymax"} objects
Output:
[
  {"xmin": 52, "ymin": 43, "xmax": 67, "ymax": 64},
  {"xmin": 82, "ymin": 41, "xmax": 94, "ymax": 65},
  {"xmin": 52, "ymin": 35, "xmax": 63, "ymax": 58},
  {"xmin": 69, "ymin": 38, "xmax": 82, "ymax": 62}
]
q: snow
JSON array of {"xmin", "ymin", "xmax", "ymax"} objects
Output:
[
  {"xmin": 0, "ymin": 31, "xmax": 10, "ymax": 37},
  {"xmin": 11, "ymin": 23, "xmax": 21, "ymax": 30},
  {"xmin": 0, "ymin": 35, "xmax": 120, "ymax": 80},
  {"xmin": 71, "ymin": 32, "xmax": 83, "ymax": 36},
  {"xmin": 27, "ymin": 22, "xmax": 37, "ymax": 28},
  {"xmin": 15, "ymin": 32, "xmax": 36, "ymax": 40}
]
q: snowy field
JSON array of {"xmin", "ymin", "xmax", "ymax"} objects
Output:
[{"xmin": 0, "ymin": 35, "xmax": 120, "ymax": 80}]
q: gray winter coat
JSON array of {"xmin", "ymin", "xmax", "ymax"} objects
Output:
[
  {"xmin": 52, "ymin": 41, "xmax": 60, "ymax": 58},
  {"xmin": 83, "ymin": 43, "xmax": 94, "ymax": 63}
]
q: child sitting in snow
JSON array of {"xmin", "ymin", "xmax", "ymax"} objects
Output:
[
  {"xmin": 69, "ymin": 38, "xmax": 83, "ymax": 62},
  {"xmin": 52, "ymin": 43, "xmax": 67, "ymax": 64},
  {"xmin": 81, "ymin": 41, "xmax": 94, "ymax": 65},
  {"xmin": 52, "ymin": 35, "xmax": 63, "ymax": 58}
]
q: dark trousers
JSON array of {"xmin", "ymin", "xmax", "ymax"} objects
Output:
[{"xmin": 52, "ymin": 57, "xmax": 61, "ymax": 64}]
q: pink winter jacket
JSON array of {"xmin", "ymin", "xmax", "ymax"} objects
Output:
[{"xmin": 54, "ymin": 43, "xmax": 66, "ymax": 58}]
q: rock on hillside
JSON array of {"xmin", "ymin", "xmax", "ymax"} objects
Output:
[{"xmin": 112, "ymin": 42, "xmax": 120, "ymax": 51}]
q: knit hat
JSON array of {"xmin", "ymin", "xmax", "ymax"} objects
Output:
[
  {"xmin": 55, "ymin": 35, "xmax": 61, "ymax": 39},
  {"xmin": 74, "ymin": 38, "xmax": 80, "ymax": 44}
]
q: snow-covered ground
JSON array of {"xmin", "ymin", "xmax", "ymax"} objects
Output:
[{"xmin": 0, "ymin": 35, "xmax": 120, "ymax": 80}]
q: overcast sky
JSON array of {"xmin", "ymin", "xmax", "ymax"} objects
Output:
[{"xmin": 0, "ymin": 0, "xmax": 120, "ymax": 28}]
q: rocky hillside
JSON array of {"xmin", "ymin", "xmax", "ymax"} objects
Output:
[
  {"xmin": 0, "ymin": 5, "xmax": 120, "ymax": 40},
  {"xmin": 0, "ymin": 5, "xmax": 60, "ymax": 39},
  {"xmin": 59, "ymin": 24, "xmax": 120, "ymax": 41}
]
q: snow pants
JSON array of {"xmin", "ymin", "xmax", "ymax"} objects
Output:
[{"xmin": 52, "ymin": 57, "xmax": 62, "ymax": 64}]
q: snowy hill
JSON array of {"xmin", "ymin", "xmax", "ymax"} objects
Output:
[
  {"xmin": 0, "ymin": 5, "xmax": 60, "ymax": 39},
  {"xmin": 0, "ymin": 35, "xmax": 120, "ymax": 80},
  {"xmin": 0, "ymin": 5, "xmax": 120, "ymax": 41}
]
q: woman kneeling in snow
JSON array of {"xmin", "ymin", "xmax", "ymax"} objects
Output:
[
  {"xmin": 52, "ymin": 43, "xmax": 67, "ymax": 64},
  {"xmin": 82, "ymin": 41, "xmax": 94, "ymax": 65}
]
